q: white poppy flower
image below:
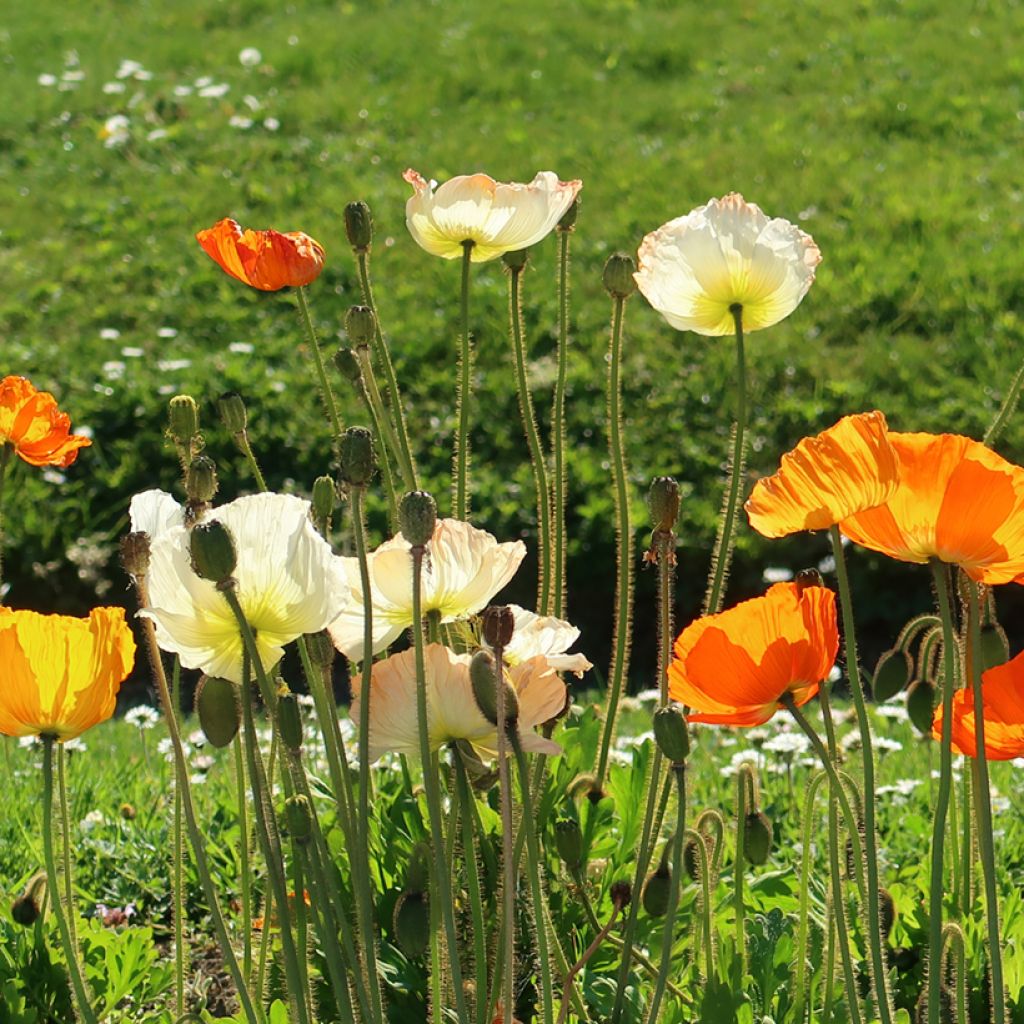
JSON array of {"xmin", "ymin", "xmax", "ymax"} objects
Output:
[
  {"xmin": 350, "ymin": 643, "xmax": 565, "ymax": 762},
  {"xmin": 328, "ymin": 518, "xmax": 525, "ymax": 662},
  {"xmin": 635, "ymin": 193, "xmax": 821, "ymax": 336},
  {"xmin": 141, "ymin": 493, "xmax": 348, "ymax": 683},
  {"xmin": 485, "ymin": 603, "xmax": 592, "ymax": 678},
  {"xmin": 129, "ymin": 489, "xmax": 185, "ymax": 539},
  {"xmin": 403, "ymin": 169, "xmax": 582, "ymax": 263}
]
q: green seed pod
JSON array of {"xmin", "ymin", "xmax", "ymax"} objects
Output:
[
  {"xmin": 878, "ymin": 887, "xmax": 895, "ymax": 941},
  {"xmin": 119, "ymin": 532, "xmax": 151, "ymax": 579},
  {"xmin": 189, "ymin": 520, "xmax": 237, "ymax": 583},
  {"xmin": 278, "ymin": 692, "xmax": 303, "ymax": 752},
  {"xmin": 501, "ymin": 248, "xmax": 530, "ymax": 272},
  {"xmin": 284, "ymin": 794, "xmax": 312, "ymax": 844},
  {"xmin": 167, "ymin": 394, "xmax": 200, "ymax": 446},
  {"xmin": 558, "ymin": 197, "xmax": 579, "ymax": 232},
  {"xmin": 482, "ymin": 605, "xmax": 515, "ymax": 649},
  {"xmin": 602, "ymin": 253, "xmax": 637, "ymax": 299},
  {"xmin": 470, "ymin": 649, "xmax": 519, "ymax": 727},
  {"xmin": 333, "ymin": 347, "xmax": 363, "ymax": 383},
  {"xmin": 795, "ymin": 568, "xmax": 824, "ymax": 593},
  {"xmin": 906, "ymin": 679, "xmax": 937, "ymax": 735},
  {"xmin": 979, "ymin": 623, "xmax": 1009, "ymax": 672},
  {"xmin": 653, "ymin": 705, "xmax": 690, "ymax": 763},
  {"xmin": 185, "ymin": 454, "xmax": 218, "ymax": 504},
  {"xmin": 344, "ymin": 200, "xmax": 373, "ymax": 252},
  {"xmin": 399, "ymin": 490, "xmax": 437, "ymax": 546},
  {"xmin": 744, "ymin": 811, "xmax": 773, "ymax": 866},
  {"xmin": 345, "ymin": 305, "xmax": 377, "ymax": 347},
  {"xmin": 554, "ymin": 818, "xmax": 584, "ymax": 871},
  {"xmin": 873, "ymin": 649, "xmax": 912, "ymax": 702},
  {"xmin": 339, "ymin": 426, "xmax": 375, "ymax": 487},
  {"xmin": 311, "ymin": 475, "xmax": 336, "ymax": 528},
  {"xmin": 217, "ymin": 391, "xmax": 248, "ymax": 435},
  {"xmin": 304, "ymin": 630, "xmax": 336, "ymax": 670},
  {"xmin": 642, "ymin": 864, "xmax": 671, "ymax": 917},
  {"xmin": 647, "ymin": 476, "xmax": 680, "ymax": 534},
  {"xmin": 196, "ymin": 675, "xmax": 241, "ymax": 748},
  {"xmin": 394, "ymin": 890, "xmax": 430, "ymax": 958},
  {"xmin": 609, "ymin": 880, "xmax": 632, "ymax": 908}
]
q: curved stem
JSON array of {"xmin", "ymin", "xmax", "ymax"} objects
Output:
[
  {"xmin": 595, "ymin": 292, "xmax": 633, "ymax": 790},
  {"xmin": 454, "ymin": 242, "xmax": 474, "ymax": 520},
  {"xmin": 732, "ymin": 765, "xmax": 749, "ymax": 987},
  {"xmin": 965, "ymin": 578, "xmax": 1007, "ymax": 1024},
  {"xmin": 296, "ymin": 286, "xmax": 343, "ymax": 439},
  {"xmin": 703, "ymin": 306, "xmax": 747, "ymax": 615},
  {"xmin": 983, "ymin": 358, "xmax": 1024, "ymax": 446},
  {"xmin": 42, "ymin": 738, "xmax": 98, "ymax": 1024},
  {"xmin": 509, "ymin": 264, "xmax": 553, "ymax": 615},
  {"xmin": 552, "ymin": 228, "xmax": 571, "ymax": 619},
  {"xmin": 793, "ymin": 771, "xmax": 828, "ymax": 1023}
]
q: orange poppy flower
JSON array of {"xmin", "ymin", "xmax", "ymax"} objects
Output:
[
  {"xmin": 668, "ymin": 582, "xmax": 838, "ymax": 726},
  {"xmin": 839, "ymin": 433, "xmax": 1024, "ymax": 584},
  {"xmin": 0, "ymin": 608, "xmax": 136, "ymax": 741},
  {"xmin": 932, "ymin": 651, "xmax": 1024, "ymax": 760},
  {"xmin": 0, "ymin": 376, "xmax": 92, "ymax": 468},
  {"xmin": 252, "ymin": 890, "xmax": 311, "ymax": 930},
  {"xmin": 745, "ymin": 411, "xmax": 899, "ymax": 537},
  {"xmin": 195, "ymin": 218, "xmax": 325, "ymax": 291}
]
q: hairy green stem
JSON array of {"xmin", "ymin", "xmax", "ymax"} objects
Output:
[
  {"xmin": 351, "ymin": 485, "xmax": 375, "ymax": 847},
  {"xmin": 343, "ymin": 366, "xmax": 400, "ymax": 530},
  {"xmin": 454, "ymin": 242, "xmax": 474, "ymax": 520},
  {"xmin": 793, "ymin": 771, "xmax": 828, "ymax": 1023},
  {"xmin": 552, "ymin": 227, "xmax": 572, "ymax": 619},
  {"xmin": 356, "ymin": 344, "xmax": 409, "ymax": 489},
  {"xmin": 983, "ymin": 358, "xmax": 1024, "ymax": 446},
  {"xmin": 732, "ymin": 764, "xmax": 751, "ymax": 987},
  {"xmin": 296, "ymin": 285, "xmax": 343, "ymax": 439},
  {"xmin": 233, "ymin": 735, "xmax": 253, "ymax": 985},
  {"xmin": 56, "ymin": 746, "xmax": 78, "ymax": 950}
]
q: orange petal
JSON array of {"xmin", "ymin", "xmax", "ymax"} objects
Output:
[
  {"xmin": 196, "ymin": 218, "xmax": 325, "ymax": 291},
  {"xmin": 0, "ymin": 376, "xmax": 91, "ymax": 469}
]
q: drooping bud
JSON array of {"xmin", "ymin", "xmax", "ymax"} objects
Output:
[
  {"xmin": 168, "ymin": 395, "xmax": 200, "ymax": 449},
  {"xmin": 345, "ymin": 305, "xmax": 377, "ymax": 347},
  {"xmin": 339, "ymin": 426, "xmax": 375, "ymax": 487},
  {"xmin": 906, "ymin": 679, "xmax": 937, "ymax": 735},
  {"xmin": 344, "ymin": 200, "xmax": 374, "ymax": 252},
  {"xmin": 393, "ymin": 890, "xmax": 430, "ymax": 958},
  {"xmin": 683, "ymin": 835, "xmax": 706, "ymax": 881},
  {"xmin": 278, "ymin": 692, "xmax": 304, "ymax": 752},
  {"xmin": 311, "ymin": 476, "xmax": 336, "ymax": 532},
  {"xmin": 120, "ymin": 802, "xmax": 136, "ymax": 821},
  {"xmin": 399, "ymin": 490, "xmax": 437, "ymax": 546},
  {"xmin": 602, "ymin": 253, "xmax": 637, "ymax": 300},
  {"xmin": 217, "ymin": 391, "xmax": 248, "ymax": 435},
  {"xmin": 653, "ymin": 705, "xmax": 690, "ymax": 763},
  {"xmin": 554, "ymin": 818, "xmax": 584, "ymax": 871},
  {"xmin": 795, "ymin": 568, "xmax": 824, "ymax": 593},
  {"xmin": 482, "ymin": 605, "xmax": 515, "ymax": 650},
  {"xmin": 189, "ymin": 520, "xmax": 237, "ymax": 584},
  {"xmin": 185, "ymin": 454, "xmax": 218, "ymax": 504},
  {"xmin": 979, "ymin": 623, "xmax": 1010, "ymax": 672},
  {"xmin": 120, "ymin": 532, "xmax": 151, "ymax": 580},
  {"xmin": 609, "ymin": 880, "xmax": 633, "ymax": 908},
  {"xmin": 470, "ymin": 649, "xmax": 519, "ymax": 727},
  {"xmin": 648, "ymin": 477, "xmax": 680, "ymax": 534},
  {"xmin": 334, "ymin": 348, "xmax": 364, "ymax": 385},
  {"xmin": 744, "ymin": 811, "xmax": 773, "ymax": 866},
  {"xmin": 196, "ymin": 675, "xmax": 241, "ymax": 748},
  {"xmin": 558, "ymin": 197, "xmax": 579, "ymax": 232},
  {"xmin": 873, "ymin": 649, "xmax": 912, "ymax": 702},
  {"xmin": 304, "ymin": 630, "xmax": 335, "ymax": 670},
  {"xmin": 878, "ymin": 887, "xmax": 895, "ymax": 941},
  {"xmin": 501, "ymin": 248, "xmax": 530, "ymax": 272},
  {"xmin": 642, "ymin": 863, "xmax": 671, "ymax": 917},
  {"xmin": 284, "ymin": 794, "xmax": 312, "ymax": 843},
  {"xmin": 11, "ymin": 872, "xmax": 48, "ymax": 926}
]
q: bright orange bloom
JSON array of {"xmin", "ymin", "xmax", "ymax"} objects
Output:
[
  {"xmin": 932, "ymin": 651, "xmax": 1024, "ymax": 760},
  {"xmin": 0, "ymin": 376, "xmax": 92, "ymax": 468},
  {"xmin": 668, "ymin": 582, "xmax": 838, "ymax": 726},
  {"xmin": 839, "ymin": 433, "xmax": 1024, "ymax": 584},
  {"xmin": 746, "ymin": 411, "xmax": 899, "ymax": 537},
  {"xmin": 252, "ymin": 890, "xmax": 311, "ymax": 930},
  {"xmin": 195, "ymin": 218, "xmax": 325, "ymax": 291},
  {"xmin": 0, "ymin": 608, "xmax": 136, "ymax": 740}
]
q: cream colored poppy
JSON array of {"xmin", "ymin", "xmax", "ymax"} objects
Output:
[
  {"xmin": 403, "ymin": 169, "xmax": 582, "ymax": 263},
  {"xmin": 129, "ymin": 489, "xmax": 186, "ymax": 539},
  {"xmin": 635, "ymin": 193, "xmax": 821, "ymax": 336},
  {"xmin": 140, "ymin": 493, "xmax": 349, "ymax": 683},
  {"xmin": 328, "ymin": 518, "xmax": 525, "ymax": 662},
  {"xmin": 350, "ymin": 643, "xmax": 565, "ymax": 761},
  {"xmin": 485, "ymin": 604, "xmax": 592, "ymax": 678}
]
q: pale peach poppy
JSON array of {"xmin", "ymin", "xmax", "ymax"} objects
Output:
[{"xmin": 484, "ymin": 604, "xmax": 592, "ymax": 678}]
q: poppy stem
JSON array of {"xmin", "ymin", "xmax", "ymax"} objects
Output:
[
  {"xmin": 296, "ymin": 285, "xmax": 343, "ymax": 440},
  {"xmin": 927, "ymin": 559, "xmax": 958, "ymax": 1024},
  {"xmin": 829, "ymin": 526, "xmax": 895, "ymax": 1024},
  {"xmin": 941, "ymin": 923, "xmax": 968, "ymax": 1024},
  {"xmin": 454, "ymin": 242, "xmax": 474, "ymax": 520},
  {"xmin": 792, "ymin": 771, "xmax": 828, "ymax": 1023},
  {"xmin": 964, "ymin": 578, "xmax": 1007, "ymax": 1024},
  {"xmin": 233, "ymin": 734, "xmax": 253, "ymax": 985},
  {"xmin": 983, "ymin": 357, "xmax": 1024, "ymax": 447},
  {"xmin": 732, "ymin": 764, "xmax": 750, "ymax": 987},
  {"xmin": 55, "ymin": 746, "xmax": 78, "ymax": 952},
  {"xmin": 350, "ymin": 484, "xmax": 375, "ymax": 849},
  {"xmin": 551, "ymin": 223, "xmax": 573, "ymax": 620},
  {"xmin": 557, "ymin": 894, "xmax": 625, "ymax": 1024},
  {"xmin": 508, "ymin": 258, "xmax": 554, "ymax": 615},
  {"xmin": 703, "ymin": 305, "xmax": 747, "ymax": 616},
  {"xmin": 168, "ymin": 658, "xmax": 187, "ymax": 1018}
]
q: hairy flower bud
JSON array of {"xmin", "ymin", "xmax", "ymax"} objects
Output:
[
  {"xmin": 284, "ymin": 794, "xmax": 312, "ymax": 843},
  {"xmin": 11, "ymin": 872, "xmax": 47, "ymax": 927},
  {"xmin": 744, "ymin": 811, "xmax": 773, "ymax": 866},
  {"xmin": 872, "ymin": 649, "xmax": 911, "ymax": 702},
  {"xmin": 304, "ymin": 630, "xmax": 336, "ymax": 670},
  {"xmin": 609, "ymin": 880, "xmax": 632, "ymax": 908},
  {"xmin": 339, "ymin": 426, "xmax": 375, "ymax": 487},
  {"xmin": 217, "ymin": 391, "xmax": 248, "ymax": 435},
  {"xmin": 333, "ymin": 347, "xmax": 364, "ymax": 383},
  {"xmin": 642, "ymin": 864, "xmax": 671, "ymax": 917},
  {"xmin": 399, "ymin": 490, "xmax": 437, "ymax": 547},
  {"xmin": 979, "ymin": 623, "xmax": 1009, "ymax": 672},
  {"xmin": 554, "ymin": 818, "xmax": 584, "ymax": 871},
  {"xmin": 278, "ymin": 692, "xmax": 303, "ymax": 752},
  {"xmin": 470, "ymin": 649, "xmax": 518, "ymax": 727},
  {"xmin": 120, "ymin": 531, "xmax": 151, "ymax": 579},
  {"xmin": 190, "ymin": 521, "xmax": 237, "ymax": 584},
  {"xmin": 168, "ymin": 395, "xmax": 200, "ymax": 447},
  {"xmin": 185, "ymin": 454, "xmax": 218, "ymax": 504},
  {"xmin": 558, "ymin": 197, "xmax": 579, "ymax": 232},
  {"xmin": 906, "ymin": 678, "xmax": 936, "ymax": 735},
  {"xmin": 795, "ymin": 568, "xmax": 824, "ymax": 593},
  {"xmin": 345, "ymin": 305, "xmax": 377, "ymax": 347},
  {"xmin": 603, "ymin": 253, "xmax": 637, "ymax": 299},
  {"xmin": 311, "ymin": 476, "xmax": 336, "ymax": 529},
  {"xmin": 482, "ymin": 605, "xmax": 515, "ymax": 650},
  {"xmin": 406, "ymin": 841, "xmax": 431, "ymax": 893},
  {"xmin": 878, "ymin": 887, "xmax": 895, "ymax": 941},
  {"xmin": 648, "ymin": 476, "xmax": 680, "ymax": 534},
  {"xmin": 393, "ymin": 890, "xmax": 430, "ymax": 958},
  {"xmin": 653, "ymin": 705, "xmax": 690, "ymax": 763},
  {"xmin": 502, "ymin": 248, "xmax": 530, "ymax": 272},
  {"xmin": 196, "ymin": 675, "xmax": 240, "ymax": 748},
  {"xmin": 344, "ymin": 200, "xmax": 373, "ymax": 252}
]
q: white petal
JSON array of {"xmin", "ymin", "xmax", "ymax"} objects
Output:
[{"xmin": 129, "ymin": 489, "xmax": 184, "ymax": 538}]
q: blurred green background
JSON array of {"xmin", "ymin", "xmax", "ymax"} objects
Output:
[{"xmin": 3, "ymin": 0, "xmax": 1024, "ymax": 689}]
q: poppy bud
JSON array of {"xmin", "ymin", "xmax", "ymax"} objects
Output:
[
  {"xmin": 795, "ymin": 568, "xmax": 823, "ymax": 593},
  {"xmin": 120, "ymin": 532, "xmax": 151, "ymax": 579},
  {"xmin": 406, "ymin": 841, "xmax": 432, "ymax": 893},
  {"xmin": 602, "ymin": 253, "xmax": 637, "ymax": 299},
  {"xmin": 906, "ymin": 679, "xmax": 937, "ymax": 735},
  {"xmin": 609, "ymin": 880, "xmax": 632, "ymax": 908},
  {"xmin": 873, "ymin": 649, "xmax": 911, "ymax": 702},
  {"xmin": 878, "ymin": 887, "xmax": 895, "ymax": 941},
  {"xmin": 648, "ymin": 476, "xmax": 680, "ymax": 534},
  {"xmin": 217, "ymin": 391, "xmax": 248, "ymax": 435},
  {"xmin": 979, "ymin": 623, "xmax": 1009, "ymax": 672},
  {"xmin": 683, "ymin": 835, "xmax": 706, "ymax": 881},
  {"xmin": 334, "ymin": 347, "xmax": 364, "ymax": 383},
  {"xmin": 482, "ymin": 605, "xmax": 515, "ymax": 650},
  {"xmin": 304, "ymin": 630, "xmax": 335, "ymax": 670},
  {"xmin": 311, "ymin": 475, "xmax": 336, "ymax": 530},
  {"xmin": 345, "ymin": 305, "xmax": 377, "ymax": 347},
  {"xmin": 344, "ymin": 200, "xmax": 374, "ymax": 253},
  {"xmin": 653, "ymin": 705, "xmax": 690, "ymax": 763},
  {"xmin": 744, "ymin": 811, "xmax": 773, "ymax": 866},
  {"xmin": 642, "ymin": 863, "xmax": 671, "ymax": 917},
  {"xmin": 502, "ymin": 248, "xmax": 530, "ymax": 272},
  {"xmin": 399, "ymin": 490, "xmax": 437, "ymax": 546},
  {"xmin": 567, "ymin": 773, "xmax": 604, "ymax": 804},
  {"xmin": 394, "ymin": 890, "xmax": 430, "ymax": 958},
  {"xmin": 339, "ymin": 427, "xmax": 375, "ymax": 487},
  {"xmin": 190, "ymin": 520, "xmax": 237, "ymax": 584},
  {"xmin": 554, "ymin": 818, "xmax": 584, "ymax": 870},
  {"xmin": 196, "ymin": 675, "xmax": 241, "ymax": 748},
  {"xmin": 11, "ymin": 872, "xmax": 48, "ymax": 926},
  {"xmin": 168, "ymin": 394, "xmax": 200, "ymax": 447},
  {"xmin": 284, "ymin": 794, "xmax": 312, "ymax": 843},
  {"xmin": 470, "ymin": 649, "xmax": 518, "ymax": 728},
  {"xmin": 278, "ymin": 692, "xmax": 303, "ymax": 752},
  {"xmin": 558, "ymin": 197, "xmax": 579, "ymax": 232},
  {"xmin": 120, "ymin": 802, "xmax": 136, "ymax": 821},
  {"xmin": 185, "ymin": 455, "xmax": 218, "ymax": 504}
]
